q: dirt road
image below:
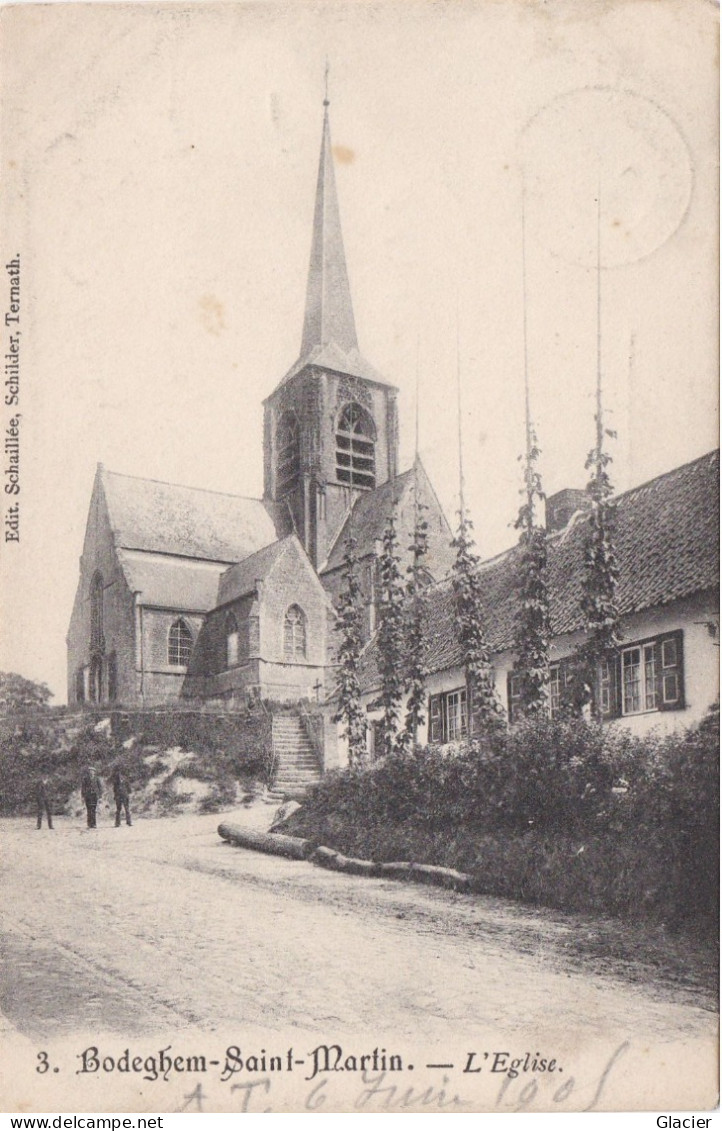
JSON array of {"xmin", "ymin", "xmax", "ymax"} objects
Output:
[{"xmin": 1, "ymin": 812, "xmax": 717, "ymax": 1113}]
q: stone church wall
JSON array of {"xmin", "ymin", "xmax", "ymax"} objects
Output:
[
  {"xmin": 66, "ymin": 480, "xmax": 139, "ymax": 707},
  {"xmin": 137, "ymin": 608, "xmax": 205, "ymax": 706}
]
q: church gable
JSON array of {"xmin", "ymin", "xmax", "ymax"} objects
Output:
[
  {"xmin": 183, "ymin": 536, "xmax": 328, "ymax": 703},
  {"xmin": 66, "ymin": 466, "xmax": 137, "ymax": 706}
]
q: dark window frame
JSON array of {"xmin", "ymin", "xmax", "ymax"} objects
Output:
[{"xmin": 428, "ymin": 686, "xmax": 468, "ymax": 743}]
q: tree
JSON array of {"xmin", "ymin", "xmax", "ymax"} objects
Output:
[
  {"xmin": 401, "ymin": 491, "xmax": 429, "ymax": 748},
  {"xmin": 332, "ymin": 540, "xmax": 367, "ymax": 765},
  {"xmin": 512, "ymin": 428, "xmax": 551, "ymax": 717},
  {"xmin": 376, "ymin": 511, "xmax": 407, "ymax": 757},
  {"xmin": 0, "ymin": 671, "xmax": 53, "ymax": 715},
  {"xmin": 451, "ymin": 514, "xmax": 504, "ymax": 737}
]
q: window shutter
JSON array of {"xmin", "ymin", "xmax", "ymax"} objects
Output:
[
  {"xmin": 506, "ymin": 672, "xmax": 516, "ymax": 724},
  {"xmin": 429, "ymin": 695, "xmax": 442, "ymax": 743},
  {"xmin": 599, "ymin": 652, "xmax": 622, "ymax": 719},
  {"xmin": 657, "ymin": 631, "xmax": 684, "ymax": 711}
]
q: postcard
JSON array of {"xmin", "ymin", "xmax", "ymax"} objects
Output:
[{"xmin": 0, "ymin": 0, "xmax": 718, "ymax": 1116}]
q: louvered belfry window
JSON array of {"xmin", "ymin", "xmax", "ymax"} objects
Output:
[
  {"xmin": 276, "ymin": 411, "xmax": 300, "ymax": 495},
  {"xmin": 336, "ymin": 402, "xmax": 376, "ymax": 489}
]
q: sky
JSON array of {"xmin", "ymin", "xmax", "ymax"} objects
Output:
[{"xmin": 0, "ymin": 0, "xmax": 717, "ymax": 702}]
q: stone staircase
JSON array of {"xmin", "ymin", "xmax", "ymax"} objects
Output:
[{"xmin": 268, "ymin": 713, "xmax": 322, "ymax": 800}]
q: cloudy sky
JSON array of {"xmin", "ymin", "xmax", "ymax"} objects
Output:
[{"xmin": 0, "ymin": 0, "xmax": 717, "ymax": 701}]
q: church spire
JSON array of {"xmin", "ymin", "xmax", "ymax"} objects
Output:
[{"xmin": 300, "ymin": 94, "xmax": 359, "ymax": 355}]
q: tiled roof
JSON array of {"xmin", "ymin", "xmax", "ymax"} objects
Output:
[
  {"xmin": 101, "ymin": 469, "xmax": 279, "ymax": 563},
  {"xmin": 322, "ymin": 459, "xmax": 456, "ymax": 579},
  {"xmin": 322, "ymin": 468, "xmax": 416, "ymax": 572},
  {"xmin": 217, "ymin": 536, "xmax": 295, "ymax": 606},
  {"xmin": 116, "ymin": 550, "xmax": 228, "ymax": 612},
  {"xmin": 358, "ymin": 450, "xmax": 720, "ymax": 693}
]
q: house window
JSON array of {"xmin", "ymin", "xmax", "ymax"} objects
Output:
[
  {"xmin": 428, "ymin": 687, "xmax": 468, "ymax": 743},
  {"xmin": 75, "ymin": 668, "xmax": 85, "ymax": 704},
  {"xmin": 619, "ymin": 632, "xmax": 684, "ymax": 716},
  {"xmin": 226, "ymin": 613, "xmax": 240, "ymax": 668},
  {"xmin": 168, "ymin": 618, "xmax": 193, "ymax": 667},
  {"xmin": 507, "ymin": 672, "xmax": 522, "ymax": 723},
  {"xmin": 507, "ymin": 632, "xmax": 685, "ymax": 722},
  {"xmin": 283, "ymin": 604, "xmax": 307, "ymax": 660},
  {"xmin": 276, "ymin": 411, "xmax": 300, "ymax": 495},
  {"xmin": 90, "ymin": 571, "xmax": 104, "ymax": 650},
  {"xmin": 336, "ymin": 402, "xmax": 376, "ymax": 489}
]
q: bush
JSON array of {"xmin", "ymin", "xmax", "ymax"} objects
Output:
[{"xmin": 287, "ymin": 708, "xmax": 719, "ymax": 932}]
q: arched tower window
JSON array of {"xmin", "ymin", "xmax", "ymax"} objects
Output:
[
  {"xmin": 336, "ymin": 402, "xmax": 376, "ymax": 488},
  {"xmin": 276, "ymin": 411, "xmax": 300, "ymax": 495},
  {"xmin": 168, "ymin": 618, "xmax": 193, "ymax": 667},
  {"xmin": 283, "ymin": 604, "xmax": 307, "ymax": 660},
  {"xmin": 90, "ymin": 571, "xmax": 104, "ymax": 651},
  {"xmin": 226, "ymin": 613, "xmax": 240, "ymax": 668}
]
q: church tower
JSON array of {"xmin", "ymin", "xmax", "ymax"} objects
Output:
[{"xmin": 263, "ymin": 96, "xmax": 399, "ymax": 568}]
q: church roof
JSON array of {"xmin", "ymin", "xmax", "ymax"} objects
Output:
[
  {"xmin": 357, "ymin": 450, "xmax": 720, "ymax": 693},
  {"xmin": 116, "ymin": 550, "xmax": 228, "ymax": 613},
  {"xmin": 269, "ymin": 104, "xmax": 394, "ymax": 395},
  {"xmin": 322, "ymin": 468, "xmax": 416, "ymax": 573},
  {"xmin": 101, "ymin": 468, "xmax": 279, "ymax": 563},
  {"xmin": 321, "ymin": 459, "xmax": 455, "ymax": 579},
  {"xmin": 216, "ymin": 535, "xmax": 298, "ymax": 606}
]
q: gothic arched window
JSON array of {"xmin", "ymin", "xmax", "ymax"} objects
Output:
[
  {"xmin": 283, "ymin": 604, "xmax": 307, "ymax": 661},
  {"xmin": 336, "ymin": 402, "xmax": 376, "ymax": 488},
  {"xmin": 226, "ymin": 613, "xmax": 240, "ymax": 668},
  {"xmin": 90, "ymin": 655, "xmax": 103, "ymax": 703},
  {"xmin": 90, "ymin": 571, "xmax": 104, "ymax": 651},
  {"xmin": 276, "ymin": 411, "xmax": 300, "ymax": 495},
  {"xmin": 107, "ymin": 653, "xmax": 118, "ymax": 701},
  {"xmin": 168, "ymin": 618, "xmax": 193, "ymax": 667}
]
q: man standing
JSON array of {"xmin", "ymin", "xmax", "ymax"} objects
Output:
[
  {"xmin": 80, "ymin": 764, "xmax": 102, "ymax": 828},
  {"xmin": 111, "ymin": 762, "xmax": 132, "ymax": 827},
  {"xmin": 35, "ymin": 775, "xmax": 53, "ymax": 829}
]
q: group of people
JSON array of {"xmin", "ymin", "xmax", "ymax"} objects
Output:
[{"xmin": 35, "ymin": 763, "xmax": 132, "ymax": 830}]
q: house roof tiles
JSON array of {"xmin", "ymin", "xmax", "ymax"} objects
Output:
[{"xmin": 358, "ymin": 450, "xmax": 720, "ymax": 693}]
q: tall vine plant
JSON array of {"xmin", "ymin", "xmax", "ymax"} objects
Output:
[
  {"xmin": 332, "ymin": 538, "xmax": 367, "ymax": 765},
  {"xmin": 377, "ymin": 511, "xmax": 407, "ymax": 757},
  {"xmin": 576, "ymin": 414, "xmax": 621, "ymax": 717},
  {"xmin": 451, "ymin": 512, "xmax": 504, "ymax": 737},
  {"xmin": 401, "ymin": 490, "xmax": 429, "ymax": 749},
  {"xmin": 512, "ymin": 427, "xmax": 551, "ymax": 717}
]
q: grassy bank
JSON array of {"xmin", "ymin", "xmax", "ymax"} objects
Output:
[{"xmin": 283, "ymin": 712, "xmax": 719, "ymax": 937}]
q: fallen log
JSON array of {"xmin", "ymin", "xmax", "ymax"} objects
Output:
[
  {"xmin": 328, "ymin": 853, "xmax": 377, "ymax": 878},
  {"xmin": 375, "ymin": 861, "xmax": 413, "ymax": 880},
  {"xmin": 217, "ymin": 822, "xmax": 311, "ymax": 860},
  {"xmin": 409, "ymin": 863, "xmax": 471, "ymax": 892}
]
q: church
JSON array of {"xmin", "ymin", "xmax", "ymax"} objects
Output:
[
  {"xmin": 66, "ymin": 99, "xmax": 455, "ymax": 710},
  {"xmin": 66, "ymin": 96, "xmax": 720, "ymax": 752}
]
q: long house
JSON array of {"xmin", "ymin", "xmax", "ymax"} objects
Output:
[{"xmin": 355, "ymin": 450, "xmax": 720, "ymax": 753}]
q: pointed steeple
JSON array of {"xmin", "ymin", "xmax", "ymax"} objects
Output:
[{"xmin": 300, "ymin": 101, "xmax": 359, "ymax": 355}]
